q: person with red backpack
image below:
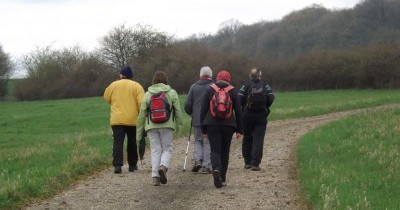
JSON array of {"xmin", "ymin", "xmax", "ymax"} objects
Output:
[
  {"xmin": 200, "ymin": 70, "xmax": 243, "ymax": 188},
  {"xmin": 238, "ymin": 68, "xmax": 275, "ymax": 171},
  {"xmin": 136, "ymin": 71, "xmax": 183, "ymax": 186}
]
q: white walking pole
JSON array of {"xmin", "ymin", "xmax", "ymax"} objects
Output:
[{"xmin": 183, "ymin": 123, "xmax": 192, "ymax": 171}]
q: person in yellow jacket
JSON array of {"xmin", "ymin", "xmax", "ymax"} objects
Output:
[{"xmin": 104, "ymin": 66, "xmax": 144, "ymax": 174}]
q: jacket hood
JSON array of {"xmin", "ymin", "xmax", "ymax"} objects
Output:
[{"xmin": 148, "ymin": 83, "xmax": 172, "ymax": 94}]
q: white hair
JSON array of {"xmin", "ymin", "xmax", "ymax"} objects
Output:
[{"xmin": 199, "ymin": 66, "xmax": 213, "ymax": 78}]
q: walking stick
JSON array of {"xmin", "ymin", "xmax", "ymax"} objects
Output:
[{"xmin": 183, "ymin": 122, "xmax": 193, "ymax": 171}]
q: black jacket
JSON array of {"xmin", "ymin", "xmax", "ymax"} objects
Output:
[
  {"xmin": 200, "ymin": 81, "xmax": 243, "ymax": 134},
  {"xmin": 238, "ymin": 79, "xmax": 275, "ymax": 117}
]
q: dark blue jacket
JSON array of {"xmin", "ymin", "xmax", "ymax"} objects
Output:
[{"xmin": 184, "ymin": 78, "xmax": 214, "ymax": 126}]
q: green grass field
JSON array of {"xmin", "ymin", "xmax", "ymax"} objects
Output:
[
  {"xmin": 1, "ymin": 89, "xmax": 400, "ymax": 209},
  {"xmin": 269, "ymin": 89, "xmax": 400, "ymax": 120},
  {"xmin": 297, "ymin": 108, "xmax": 400, "ymax": 209},
  {"xmin": 0, "ymin": 97, "xmax": 111, "ymax": 209}
]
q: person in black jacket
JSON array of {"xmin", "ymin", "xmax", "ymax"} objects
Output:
[
  {"xmin": 238, "ymin": 68, "xmax": 274, "ymax": 171},
  {"xmin": 184, "ymin": 66, "xmax": 214, "ymax": 174},
  {"xmin": 200, "ymin": 70, "xmax": 243, "ymax": 188}
]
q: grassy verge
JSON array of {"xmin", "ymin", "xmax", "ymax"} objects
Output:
[
  {"xmin": 269, "ymin": 89, "xmax": 400, "ymax": 120},
  {"xmin": 1, "ymin": 89, "xmax": 400, "ymax": 209},
  {"xmin": 297, "ymin": 108, "xmax": 400, "ymax": 209}
]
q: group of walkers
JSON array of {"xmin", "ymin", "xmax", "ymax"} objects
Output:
[{"xmin": 104, "ymin": 65, "xmax": 274, "ymax": 188}]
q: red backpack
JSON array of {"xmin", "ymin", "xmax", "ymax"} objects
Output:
[
  {"xmin": 148, "ymin": 92, "xmax": 171, "ymax": 123},
  {"xmin": 209, "ymin": 84, "xmax": 234, "ymax": 120}
]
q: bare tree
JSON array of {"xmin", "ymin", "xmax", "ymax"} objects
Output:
[
  {"xmin": 15, "ymin": 46, "xmax": 114, "ymax": 100},
  {"xmin": 0, "ymin": 44, "xmax": 13, "ymax": 99},
  {"xmin": 98, "ymin": 23, "xmax": 171, "ymax": 70},
  {"xmin": 218, "ymin": 19, "xmax": 242, "ymax": 37}
]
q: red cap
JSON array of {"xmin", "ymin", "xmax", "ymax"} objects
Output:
[{"xmin": 216, "ymin": 70, "xmax": 231, "ymax": 82}]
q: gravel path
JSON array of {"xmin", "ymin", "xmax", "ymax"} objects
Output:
[{"xmin": 26, "ymin": 105, "xmax": 398, "ymax": 210}]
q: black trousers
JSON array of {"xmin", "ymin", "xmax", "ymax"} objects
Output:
[
  {"xmin": 242, "ymin": 115, "xmax": 267, "ymax": 167},
  {"xmin": 112, "ymin": 125, "xmax": 138, "ymax": 167},
  {"xmin": 207, "ymin": 125, "xmax": 235, "ymax": 182}
]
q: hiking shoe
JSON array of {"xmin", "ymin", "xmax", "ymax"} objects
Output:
[
  {"xmin": 251, "ymin": 166, "xmax": 261, "ymax": 171},
  {"xmin": 152, "ymin": 177, "xmax": 160, "ymax": 186},
  {"xmin": 199, "ymin": 167, "xmax": 211, "ymax": 174},
  {"xmin": 158, "ymin": 165, "xmax": 168, "ymax": 184},
  {"xmin": 212, "ymin": 170, "xmax": 223, "ymax": 188},
  {"xmin": 244, "ymin": 164, "xmax": 252, "ymax": 169},
  {"xmin": 129, "ymin": 165, "xmax": 138, "ymax": 172},
  {"xmin": 191, "ymin": 163, "xmax": 202, "ymax": 173},
  {"xmin": 114, "ymin": 166, "xmax": 122, "ymax": 174}
]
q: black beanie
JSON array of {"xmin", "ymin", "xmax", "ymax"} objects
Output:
[{"xmin": 120, "ymin": 66, "xmax": 133, "ymax": 78}]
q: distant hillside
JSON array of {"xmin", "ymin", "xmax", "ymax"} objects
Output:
[{"xmin": 194, "ymin": 0, "xmax": 400, "ymax": 60}]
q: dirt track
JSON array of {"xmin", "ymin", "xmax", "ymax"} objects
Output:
[{"xmin": 26, "ymin": 105, "xmax": 398, "ymax": 210}]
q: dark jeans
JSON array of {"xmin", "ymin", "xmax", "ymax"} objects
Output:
[
  {"xmin": 242, "ymin": 114, "xmax": 267, "ymax": 167},
  {"xmin": 207, "ymin": 125, "xmax": 235, "ymax": 182},
  {"xmin": 112, "ymin": 125, "xmax": 138, "ymax": 167}
]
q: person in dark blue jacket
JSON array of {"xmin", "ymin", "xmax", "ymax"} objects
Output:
[{"xmin": 184, "ymin": 66, "xmax": 214, "ymax": 174}]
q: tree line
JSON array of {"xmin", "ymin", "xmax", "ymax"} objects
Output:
[
  {"xmin": 0, "ymin": 0, "xmax": 399, "ymax": 101},
  {"xmin": 199, "ymin": 0, "xmax": 400, "ymax": 60}
]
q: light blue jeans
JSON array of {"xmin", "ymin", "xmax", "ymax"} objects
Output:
[{"xmin": 147, "ymin": 128, "xmax": 174, "ymax": 177}]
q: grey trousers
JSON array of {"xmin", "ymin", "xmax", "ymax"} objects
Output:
[{"xmin": 192, "ymin": 126, "xmax": 211, "ymax": 168}]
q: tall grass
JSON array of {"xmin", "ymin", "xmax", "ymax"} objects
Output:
[
  {"xmin": 297, "ymin": 108, "xmax": 400, "ymax": 209},
  {"xmin": 1, "ymin": 89, "xmax": 400, "ymax": 209}
]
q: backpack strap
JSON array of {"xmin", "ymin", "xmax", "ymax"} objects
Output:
[
  {"xmin": 225, "ymin": 85, "xmax": 234, "ymax": 92},
  {"xmin": 210, "ymin": 84, "xmax": 219, "ymax": 91}
]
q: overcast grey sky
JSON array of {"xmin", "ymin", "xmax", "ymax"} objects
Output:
[{"xmin": 1, "ymin": 0, "xmax": 361, "ymax": 59}]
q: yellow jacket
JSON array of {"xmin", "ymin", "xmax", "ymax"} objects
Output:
[{"xmin": 104, "ymin": 79, "xmax": 144, "ymax": 126}]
